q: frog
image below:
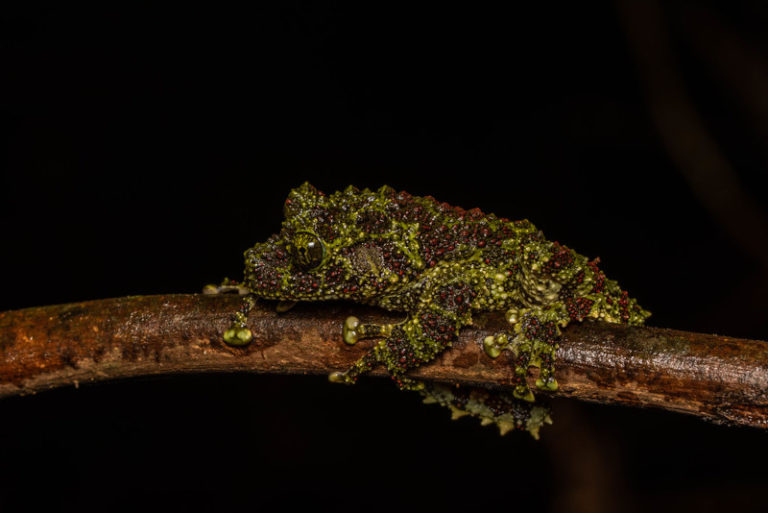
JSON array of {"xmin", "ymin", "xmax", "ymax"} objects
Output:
[{"xmin": 208, "ymin": 182, "xmax": 651, "ymax": 438}]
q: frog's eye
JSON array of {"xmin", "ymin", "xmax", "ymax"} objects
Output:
[{"xmin": 291, "ymin": 231, "xmax": 326, "ymax": 271}]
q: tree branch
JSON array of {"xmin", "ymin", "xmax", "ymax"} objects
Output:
[{"xmin": 1, "ymin": 294, "xmax": 767, "ymax": 428}]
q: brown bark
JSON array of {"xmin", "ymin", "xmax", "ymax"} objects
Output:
[{"xmin": 1, "ymin": 294, "xmax": 767, "ymax": 428}]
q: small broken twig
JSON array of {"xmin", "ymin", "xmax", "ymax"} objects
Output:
[{"xmin": 1, "ymin": 294, "xmax": 767, "ymax": 428}]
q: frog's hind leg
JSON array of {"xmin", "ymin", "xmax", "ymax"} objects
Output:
[
  {"xmin": 330, "ymin": 310, "xmax": 555, "ymax": 437},
  {"xmin": 330, "ymin": 310, "xmax": 458, "ymax": 391},
  {"xmin": 203, "ymin": 279, "xmax": 257, "ymax": 346},
  {"xmin": 328, "ymin": 315, "xmax": 402, "ymax": 382},
  {"xmin": 421, "ymin": 383, "xmax": 553, "ymax": 439},
  {"xmin": 483, "ymin": 306, "xmax": 565, "ymax": 401},
  {"xmin": 328, "ymin": 340, "xmax": 385, "ymax": 385},
  {"xmin": 328, "ymin": 316, "xmax": 404, "ymax": 385}
]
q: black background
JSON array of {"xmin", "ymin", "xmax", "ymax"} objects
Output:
[{"xmin": 3, "ymin": 2, "xmax": 768, "ymax": 512}]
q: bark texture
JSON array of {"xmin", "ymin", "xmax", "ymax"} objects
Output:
[{"xmin": 1, "ymin": 294, "xmax": 767, "ymax": 428}]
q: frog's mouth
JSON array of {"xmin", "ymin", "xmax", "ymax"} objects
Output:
[{"xmin": 245, "ymin": 261, "xmax": 340, "ymax": 302}]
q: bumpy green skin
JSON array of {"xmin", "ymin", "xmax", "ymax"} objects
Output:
[{"xmin": 221, "ymin": 183, "xmax": 650, "ymax": 437}]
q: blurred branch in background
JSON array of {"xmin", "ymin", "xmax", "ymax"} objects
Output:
[
  {"xmin": 617, "ymin": 0, "xmax": 768, "ymax": 335},
  {"xmin": 617, "ymin": 0, "xmax": 768, "ymax": 263},
  {"xmin": 681, "ymin": 6, "xmax": 768, "ymax": 156},
  {"xmin": 2, "ymin": 294, "xmax": 768, "ymax": 429}
]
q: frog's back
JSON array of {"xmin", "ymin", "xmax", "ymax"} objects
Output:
[{"xmin": 376, "ymin": 189, "xmax": 541, "ymax": 269}]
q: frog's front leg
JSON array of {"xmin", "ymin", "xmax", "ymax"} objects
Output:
[
  {"xmin": 483, "ymin": 304, "xmax": 567, "ymax": 401},
  {"xmin": 221, "ymin": 294, "xmax": 258, "ymax": 346},
  {"xmin": 204, "ymin": 279, "xmax": 256, "ymax": 346},
  {"xmin": 329, "ymin": 308, "xmax": 459, "ymax": 390}
]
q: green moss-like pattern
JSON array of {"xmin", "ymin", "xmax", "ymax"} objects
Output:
[{"xmin": 219, "ymin": 183, "xmax": 650, "ymax": 437}]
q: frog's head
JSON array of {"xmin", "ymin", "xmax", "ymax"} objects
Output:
[{"xmin": 243, "ymin": 182, "xmax": 422, "ymax": 302}]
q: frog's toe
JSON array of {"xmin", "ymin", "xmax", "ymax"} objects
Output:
[
  {"xmin": 536, "ymin": 350, "xmax": 559, "ymax": 391},
  {"xmin": 342, "ymin": 316, "xmax": 361, "ymax": 345},
  {"xmin": 535, "ymin": 376, "xmax": 559, "ymax": 391},
  {"xmin": 202, "ymin": 284, "xmax": 220, "ymax": 295},
  {"xmin": 224, "ymin": 327, "xmax": 253, "ymax": 346},
  {"xmin": 483, "ymin": 336, "xmax": 502, "ymax": 358},
  {"xmin": 482, "ymin": 333, "xmax": 508, "ymax": 359},
  {"xmin": 513, "ymin": 385, "xmax": 536, "ymax": 403},
  {"xmin": 328, "ymin": 371, "xmax": 355, "ymax": 384}
]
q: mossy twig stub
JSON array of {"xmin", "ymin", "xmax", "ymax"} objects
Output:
[{"xmin": 0, "ymin": 294, "xmax": 767, "ymax": 428}]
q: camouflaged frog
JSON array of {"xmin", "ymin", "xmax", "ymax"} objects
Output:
[{"xmin": 208, "ymin": 183, "xmax": 650, "ymax": 438}]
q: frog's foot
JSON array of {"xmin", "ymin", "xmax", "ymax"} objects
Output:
[
  {"xmin": 330, "ymin": 318, "xmax": 401, "ymax": 384},
  {"xmin": 328, "ymin": 342, "xmax": 384, "ymax": 384},
  {"xmin": 482, "ymin": 332, "xmax": 533, "ymax": 400},
  {"xmin": 331, "ymin": 312, "xmax": 456, "ymax": 388},
  {"xmin": 482, "ymin": 307, "xmax": 522, "ymax": 358},
  {"xmin": 483, "ymin": 333, "xmax": 510, "ymax": 359},
  {"xmin": 534, "ymin": 347, "xmax": 559, "ymax": 392},
  {"xmin": 222, "ymin": 294, "xmax": 257, "ymax": 347},
  {"xmin": 341, "ymin": 316, "xmax": 395, "ymax": 345},
  {"xmin": 503, "ymin": 336, "xmax": 560, "ymax": 400},
  {"xmin": 203, "ymin": 278, "xmax": 250, "ymax": 296},
  {"xmin": 420, "ymin": 383, "xmax": 553, "ymax": 439},
  {"xmin": 482, "ymin": 313, "xmax": 561, "ymax": 400}
]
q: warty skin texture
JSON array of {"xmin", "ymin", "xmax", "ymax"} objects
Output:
[{"xmin": 215, "ymin": 183, "xmax": 650, "ymax": 437}]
